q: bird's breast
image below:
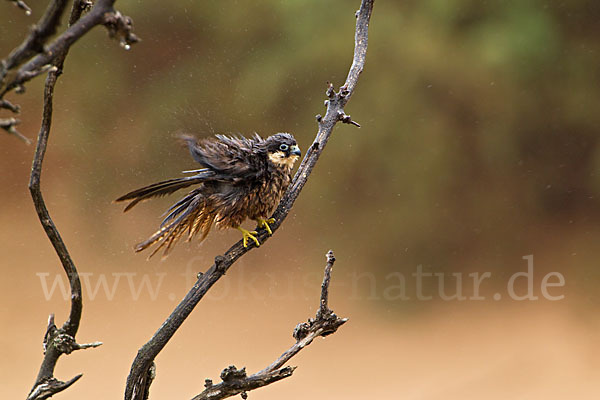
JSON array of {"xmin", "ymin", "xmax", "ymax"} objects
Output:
[{"xmin": 253, "ymin": 167, "xmax": 292, "ymax": 214}]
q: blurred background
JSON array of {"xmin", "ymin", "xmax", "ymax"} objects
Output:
[{"xmin": 1, "ymin": 0, "xmax": 600, "ymax": 398}]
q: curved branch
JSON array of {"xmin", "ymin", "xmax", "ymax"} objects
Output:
[
  {"xmin": 24, "ymin": 0, "xmax": 134, "ymax": 397},
  {"xmin": 124, "ymin": 1, "xmax": 374, "ymax": 399},
  {"xmin": 26, "ymin": 57, "xmax": 89, "ymax": 400},
  {"xmin": 192, "ymin": 251, "xmax": 346, "ymax": 400}
]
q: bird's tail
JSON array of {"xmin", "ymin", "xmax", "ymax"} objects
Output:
[
  {"xmin": 134, "ymin": 189, "xmax": 216, "ymax": 258},
  {"xmin": 115, "ymin": 170, "xmax": 214, "ymax": 212}
]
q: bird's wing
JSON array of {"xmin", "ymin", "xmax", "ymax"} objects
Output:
[
  {"xmin": 115, "ymin": 169, "xmax": 215, "ymax": 212},
  {"xmin": 180, "ymin": 134, "xmax": 263, "ymax": 182}
]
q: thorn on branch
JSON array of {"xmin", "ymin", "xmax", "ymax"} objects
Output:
[
  {"xmin": 315, "ymin": 114, "xmax": 322, "ymax": 122},
  {"xmin": 74, "ymin": 341, "xmax": 103, "ymax": 350},
  {"xmin": 104, "ymin": 11, "xmax": 140, "ymax": 50},
  {"xmin": 0, "ymin": 117, "xmax": 30, "ymax": 144},
  {"xmin": 0, "ymin": 98, "xmax": 20, "ymax": 113},
  {"xmin": 325, "ymin": 82, "xmax": 335, "ymax": 98},
  {"xmin": 27, "ymin": 374, "xmax": 82, "ymax": 400},
  {"xmin": 51, "ymin": 332, "xmax": 103, "ymax": 354},
  {"xmin": 337, "ymin": 111, "xmax": 361, "ymax": 127},
  {"xmin": 8, "ymin": 0, "xmax": 32, "ymax": 15}
]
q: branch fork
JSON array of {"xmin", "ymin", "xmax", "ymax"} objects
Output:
[
  {"xmin": 1, "ymin": 0, "xmax": 139, "ymax": 143},
  {"xmin": 19, "ymin": 1, "xmax": 138, "ymax": 398},
  {"xmin": 125, "ymin": 1, "xmax": 373, "ymax": 398},
  {"xmin": 193, "ymin": 251, "xmax": 346, "ymax": 400},
  {"xmin": 27, "ymin": 314, "xmax": 102, "ymax": 400},
  {"xmin": 44, "ymin": 318, "xmax": 103, "ymax": 355},
  {"xmin": 27, "ymin": 375, "xmax": 83, "ymax": 400}
]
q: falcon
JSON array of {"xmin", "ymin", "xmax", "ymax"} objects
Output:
[{"xmin": 115, "ymin": 133, "xmax": 301, "ymax": 257}]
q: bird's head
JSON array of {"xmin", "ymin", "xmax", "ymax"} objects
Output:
[{"xmin": 263, "ymin": 133, "xmax": 301, "ymax": 169}]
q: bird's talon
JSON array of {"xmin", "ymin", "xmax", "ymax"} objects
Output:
[
  {"xmin": 256, "ymin": 217, "xmax": 275, "ymax": 235},
  {"xmin": 237, "ymin": 226, "xmax": 260, "ymax": 247}
]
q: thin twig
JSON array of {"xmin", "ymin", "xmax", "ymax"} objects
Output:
[
  {"xmin": 26, "ymin": 60, "xmax": 86, "ymax": 400},
  {"xmin": 0, "ymin": 98, "xmax": 20, "ymax": 113},
  {"xmin": 191, "ymin": 251, "xmax": 346, "ymax": 400},
  {"xmin": 124, "ymin": 1, "xmax": 373, "ymax": 399},
  {"xmin": 319, "ymin": 250, "xmax": 335, "ymax": 317},
  {"xmin": 0, "ymin": 0, "xmax": 70, "ymax": 81},
  {"xmin": 0, "ymin": 116, "xmax": 29, "ymax": 144},
  {"xmin": 1, "ymin": 0, "xmax": 138, "ymax": 144},
  {"xmin": 1, "ymin": 0, "xmax": 138, "ymax": 97},
  {"xmin": 26, "ymin": 375, "xmax": 82, "ymax": 400},
  {"xmin": 6, "ymin": 0, "xmax": 32, "ymax": 15},
  {"xmin": 24, "ymin": 0, "xmax": 130, "ymax": 397}
]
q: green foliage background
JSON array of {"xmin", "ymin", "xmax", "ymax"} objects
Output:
[{"xmin": 2, "ymin": 0, "xmax": 599, "ymax": 304}]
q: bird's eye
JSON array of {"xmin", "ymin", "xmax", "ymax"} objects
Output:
[{"xmin": 279, "ymin": 144, "xmax": 289, "ymax": 151}]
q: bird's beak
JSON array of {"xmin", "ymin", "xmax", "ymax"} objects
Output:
[{"xmin": 291, "ymin": 145, "xmax": 301, "ymax": 156}]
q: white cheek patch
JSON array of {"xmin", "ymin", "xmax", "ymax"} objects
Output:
[
  {"xmin": 285, "ymin": 154, "xmax": 299, "ymax": 167},
  {"xmin": 268, "ymin": 152, "xmax": 299, "ymax": 168}
]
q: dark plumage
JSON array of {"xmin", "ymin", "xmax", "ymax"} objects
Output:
[{"xmin": 115, "ymin": 133, "xmax": 301, "ymax": 258}]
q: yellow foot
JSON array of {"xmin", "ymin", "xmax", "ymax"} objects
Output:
[
  {"xmin": 237, "ymin": 226, "xmax": 260, "ymax": 247},
  {"xmin": 256, "ymin": 217, "xmax": 276, "ymax": 235}
]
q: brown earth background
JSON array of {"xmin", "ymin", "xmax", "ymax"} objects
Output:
[{"xmin": 2, "ymin": 1, "xmax": 600, "ymax": 398}]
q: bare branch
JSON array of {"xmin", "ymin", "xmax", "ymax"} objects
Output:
[
  {"xmin": 191, "ymin": 251, "xmax": 346, "ymax": 400},
  {"xmin": 263, "ymin": 251, "xmax": 346, "ymax": 372},
  {"xmin": 0, "ymin": 98, "xmax": 21, "ymax": 113},
  {"xmin": 0, "ymin": 0, "xmax": 70, "ymax": 81},
  {"xmin": 24, "ymin": 0, "xmax": 128, "ymax": 397},
  {"xmin": 0, "ymin": 116, "xmax": 29, "ymax": 143},
  {"xmin": 6, "ymin": 0, "xmax": 32, "ymax": 15},
  {"xmin": 319, "ymin": 250, "xmax": 336, "ymax": 316},
  {"xmin": 27, "ymin": 66, "xmax": 86, "ymax": 400},
  {"xmin": 26, "ymin": 375, "xmax": 82, "ymax": 400},
  {"xmin": 124, "ymin": 1, "xmax": 374, "ymax": 398},
  {"xmin": 193, "ymin": 366, "xmax": 295, "ymax": 400},
  {"xmin": 1, "ymin": 0, "xmax": 138, "ymax": 144},
  {"xmin": 1, "ymin": 0, "xmax": 138, "ymax": 97}
]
